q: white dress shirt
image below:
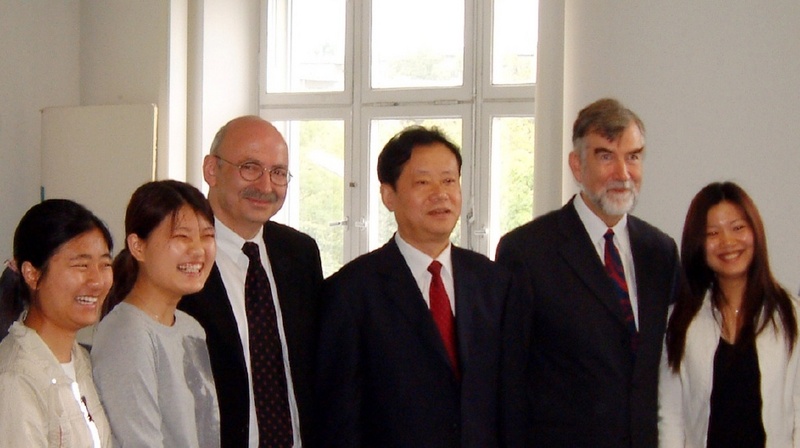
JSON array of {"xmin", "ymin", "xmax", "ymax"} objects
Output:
[
  {"xmin": 573, "ymin": 194, "xmax": 640, "ymax": 328},
  {"xmin": 394, "ymin": 233, "xmax": 456, "ymax": 314},
  {"xmin": 214, "ymin": 220, "xmax": 302, "ymax": 447}
]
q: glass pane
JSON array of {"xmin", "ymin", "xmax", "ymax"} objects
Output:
[
  {"xmin": 368, "ymin": 118, "xmax": 463, "ymax": 251},
  {"xmin": 272, "ymin": 120, "xmax": 345, "ymax": 277},
  {"xmin": 489, "ymin": 116, "xmax": 535, "ymax": 257},
  {"xmin": 371, "ymin": 0, "xmax": 464, "ymax": 89},
  {"xmin": 266, "ymin": 0, "xmax": 346, "ymax": 93},
  {"xmin": 492, "ymin": 0, "xmax": 537, "ymax": 85}
]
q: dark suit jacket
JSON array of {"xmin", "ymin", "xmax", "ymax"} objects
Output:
[
  {"xmin": 316, "ymin": 238, "xmax": 516, "ymax": 448},
  {"xmin": 495, "ymin": 197, "xmax": 681, "ymax": 448},
  {"xmin": 179, "ymin": 221, "xmax": 323, "ymax": 448}
]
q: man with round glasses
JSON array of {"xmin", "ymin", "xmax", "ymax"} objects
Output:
[{"xmin": 180, "ymin": 115, "xmax": 323, "ymax": 448}]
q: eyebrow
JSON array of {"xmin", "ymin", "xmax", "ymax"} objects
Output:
[
  {"xmin": 592, "ymin": 146, "xmax": 644, "ymax": 154},
  {"xmin": 412, "ymin": 167, "xmax": 459, "ymax": 175},
  {"xmin": 69, "ymin": 253, "xmax": 112, "ymax": 261}
]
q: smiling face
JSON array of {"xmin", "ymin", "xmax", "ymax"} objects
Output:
[
  {"xmin": 380, "ymin": 142, "xmax": 462, "ymax": 258},
  {"xmin": 569, "ymin": 122, "xmax": 644, "ymax": 227},
  {"xmin": 22, "ymin": 228, "xmax": 113, "ymax": 336},
  {"xmin": 204, "ymin": 117, "xmax": 289, "ymax": 239},
  {"xmin": 130, "ymin": 204, "xmax": 216, "ymax": 301},
  {"xmin": 704, "ymin": 200, "xmax": 755, "ymax": 284}
]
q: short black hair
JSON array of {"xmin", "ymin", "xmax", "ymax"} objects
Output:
[{"xmin": 377, "ymin": 125, "xmax": 462, "ymax": 189}]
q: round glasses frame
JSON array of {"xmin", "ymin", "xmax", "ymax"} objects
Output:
[{"xmin": 213, "ymin": 155, "xmax": 292, "ymax": 186}]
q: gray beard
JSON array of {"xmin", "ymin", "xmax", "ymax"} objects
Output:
[{"xmin": 582, "ymin": 182, "xmax": 638, "ymax": 217}]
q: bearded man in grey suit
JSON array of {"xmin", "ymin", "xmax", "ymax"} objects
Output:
[{"xmin": 496, "ymin": 98, "xmax": 681, "ymax": 448}]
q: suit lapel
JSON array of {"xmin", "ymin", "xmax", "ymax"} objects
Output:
[
  {"xmin": 378, "ymin": 240, "xmax": 458, "ymax": 375},
  {"xmin": 452, "ymin": 249, "xmax": 476, "ymax": 368},
  {"xmin": 628, "ymin": 218, "xmax": 659, "ymax": 346},
  {"xmin": 262, "ymin": 222, "xmax": 288, "ymax": 304},
  {"xmin": 198, "ymin": 265, "xmax": 248, "ymax": 363},
  {"xmin": 557, "ymin": 200, "xmax": 630, "ymax": 327}
]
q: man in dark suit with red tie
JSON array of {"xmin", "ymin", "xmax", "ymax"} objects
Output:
[
  {"xmin": 180, "ymin": 116, "xmax": 323, "ymax": 447},
  {"xmin": 316, "ymin": 126, "xmax": 518, "ymax": 447},
  {"xmin": 496, "ymin": 98, "xmax": 682, "ymax": 447}
]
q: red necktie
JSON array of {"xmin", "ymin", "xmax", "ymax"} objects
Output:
[
  {"xmin": 242, "ymin": 242, "xmax": 293, "ymax": 447},
  {"xmin": 603, "ymin": 230, "xmax": 639, "ymax": 353},
  {"xmin": 428, "ymin": 261, "xmax": 460, "ymax": 380}
]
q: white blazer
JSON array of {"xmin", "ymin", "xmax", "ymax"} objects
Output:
[{"xmin": 658, "ymin": 292, "xmax": 800, "ymax": 448}]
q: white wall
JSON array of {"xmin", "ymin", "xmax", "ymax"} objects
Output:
[
  {"xmin": 80, "ymin": 0, "xmax": 176, "ymax": 180},
  {"xmin": 538, "ymin": 0, "xmax": 800, "ymax": 289},
  {"xmin": 197, "ymin": 0, "xmax": 261, "ymax": 172},
  {"xmin": 0, "ymin": 0, "xmax": 81, "ymax": 258}
]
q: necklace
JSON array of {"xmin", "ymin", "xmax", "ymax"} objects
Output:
[
  {"xmin": 719, "ymin": 304, "xmax": 741, "ymax": 343},
  {"xmin": 125, "ymin": 295, "xmax": 172, "ymax": 325}
]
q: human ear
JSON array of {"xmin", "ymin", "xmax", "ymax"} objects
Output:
[
  {"xmin": 127, "ymin": 234, "xmax": 147, "ymax": 262},
  {"xmin": 20, "ymin": 261, "xmax": 41, "ymax": 291},
  {"xmin": 380, "ymin": 183, "xmax": 396, "ymax": 212},
  {"xmin": 568, "ymin": 151, "xmax": 583, "ymax": 184},
  {"xmin": 203, "ymin": 155, "xmax": 218, "ymax": 187}
]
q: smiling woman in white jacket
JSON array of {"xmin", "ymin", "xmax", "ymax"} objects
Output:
[{"xmin": 659, "ymin": 182, "xmax": 800, "ymax": 448}]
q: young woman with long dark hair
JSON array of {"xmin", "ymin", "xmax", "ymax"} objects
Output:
[{"xmin": 659, "ymin": 182, "xmax": 800, "ymax": 447}]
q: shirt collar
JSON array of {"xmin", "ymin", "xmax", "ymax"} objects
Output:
[
  {"xmin": 394, "ymin": 233, "xmax": 453, "ymax": 278},
  {"xmin": 573, "ymin": 193, "xmax": 629, "ymax": 244},
  {"xmin": 215, "ymin": 219, "xmax": 264, "ymax": 259}
]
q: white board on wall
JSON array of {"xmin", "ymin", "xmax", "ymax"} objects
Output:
[
  {"xmin": 41, "ymin": 104, "xmax": 157, "ymax": 250},
  {"xmin": 41, "ymin": 104, "xmax": 157, "ymax": 346}
]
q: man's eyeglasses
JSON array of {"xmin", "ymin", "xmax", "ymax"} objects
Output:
[{"xmin": 214, "ymin": 155, "xmax": 292, "ymax": 186}]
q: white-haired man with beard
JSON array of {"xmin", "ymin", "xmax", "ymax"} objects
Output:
[{"xmin": 496, "ymin": 98, "xmax": 682, "ymax": 448}]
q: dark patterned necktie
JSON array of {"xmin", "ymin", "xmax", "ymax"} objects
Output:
[
  {"xmin": 242, "ymin": 242, "xmax": 293, "ymax": 447},
  {"xmin": 428, "ymin": 261, "xmax": 460, "ymax": 381},
  {"xmin": 603, "ymin": 230, "xmax": 639, "ymax": 353}
]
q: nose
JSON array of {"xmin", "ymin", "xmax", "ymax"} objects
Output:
[
  {"xmin": 254, "ymin": 171, "xmax": 275, "ymax": 191},
  {"xmin": 612, "ymin": 157, "xmax": 630, "ymax": 181},
  {"xmin": 430, "ymin": 183, "xmax": 448, "ymax": 201},
  {"xmin": 85, "ymin": 264, "xmax": 104, "ymax": 288},
  {"xmin": 719, "ymin": 229, "xmax": 737, "ymax": 246},
  {"xmin": 189, "ymin": 237, "xmax": 207, "ymax": 257}
]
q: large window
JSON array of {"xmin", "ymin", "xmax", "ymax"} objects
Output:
[{"xmin": 262, "ymin": 0, "xmax": 537, "ymax": 276}]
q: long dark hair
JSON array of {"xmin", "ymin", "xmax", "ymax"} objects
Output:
[
  {"xmin": 104, "ymin": 180, "xmax": 214, "ymax": 315},
  {"xmin": 1, "ymin": 199, "xmax": 113, "ymax": 325},
  {"xmin": 666, "ymin": 182, "xmax": 796, "ymax": 370}
]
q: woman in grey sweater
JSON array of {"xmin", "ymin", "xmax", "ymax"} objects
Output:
[{"xmin": 91, "ymin": 180, "xmax": 220, "ymax": 447}]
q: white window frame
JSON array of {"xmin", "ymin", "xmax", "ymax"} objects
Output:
[
  {"xmin": 260, "ymin": 0, "xmax": 535, "ymax": 263},
  {"xmin": 259, "ymin": 0, "xmax": 354, "ymax": 106},
  {"xmin": 359, "ymin": 0, "xmax": 475, "ymax": 104}
]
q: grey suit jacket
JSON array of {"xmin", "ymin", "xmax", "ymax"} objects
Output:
[{"xmin": 496, "ymin": 197, "xmax": 681, "ymax": 448}]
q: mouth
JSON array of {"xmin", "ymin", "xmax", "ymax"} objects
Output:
[
  {"xmin": 719, "ymin": 251, "xmax": 743, "ymax": 261},
  {"xmin": 428, "ymin": 208, "xmax": 452, "ymax": 217},
  {"xmin": 75, "ymin": 296, "xmax": 99, "ymax": 306},
  {"xmin": 178, "ymin": 263, "xmax": 203, "ymax": 274},
  {"xmin": 605, "ymin": 180, "xmax": 635, "ymax": 195}
]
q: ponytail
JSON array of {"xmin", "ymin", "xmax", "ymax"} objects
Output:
[
  {"xmin": 0, "ymin": 266, "xmax": 25, "ymax": 334},
  {"xmin": 103, "ymin": 248, "xmax": 139, "ymax": 317}
]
